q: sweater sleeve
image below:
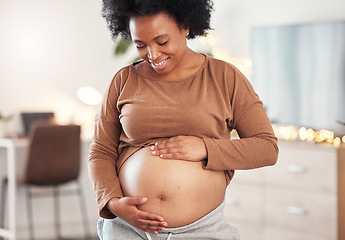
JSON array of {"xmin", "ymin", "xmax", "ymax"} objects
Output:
[
  {"xmin": 88, "ymin": 70, "xmax": 126, "ymax": 219},
  {"xmin": 202, "ymin": 67, "xmax": 279, "ymax": 173}
]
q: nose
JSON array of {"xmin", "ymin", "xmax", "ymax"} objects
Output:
[{"xmin": 147, "ymin": 46, "xmax": 160, "ymax": 61}]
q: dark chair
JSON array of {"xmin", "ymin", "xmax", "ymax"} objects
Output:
[{"xmin": 0, "ymin": 122, "xmax": 91, "ymax": 240}]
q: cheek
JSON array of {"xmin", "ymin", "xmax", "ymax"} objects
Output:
[
  {"xmin": 165, "ymin": 45, "xmax": 177, "ymax": 54},
  {"xmin": 161, "ymin": 44, "xmax": 180, "ymax": 57},
  {"xmin": 168, "ymin": 39, "xmax": 187, "ymax": 55}
]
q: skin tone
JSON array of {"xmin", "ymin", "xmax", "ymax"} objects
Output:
[{"xmin": 106, "ymin": 12, "xmax": 208, "ymax": 234}]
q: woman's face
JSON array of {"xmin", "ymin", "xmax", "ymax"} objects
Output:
[{"xmin": 129, "ymin": 12, "xmax": 189, "ymax": 77}]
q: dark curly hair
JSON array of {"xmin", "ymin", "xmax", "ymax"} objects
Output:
[{"xmin": 101, "ymin": 0, "xmax": 214, "ymax": 41}]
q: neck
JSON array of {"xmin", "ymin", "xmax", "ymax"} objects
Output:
[{"xmin": 158, "ymin": 49, "xmax": 202, "ymax": 81}]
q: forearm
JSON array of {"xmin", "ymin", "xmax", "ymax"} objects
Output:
[
  {"xmin": 88, "ymin": 158, "xmax": 123, "ymax": 219},
  {"xmin": 203, "ymin": 134, "xmax": 278, "ymax": 171}
]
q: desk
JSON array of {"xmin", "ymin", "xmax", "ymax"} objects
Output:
[{"xmin": 0, "ymin": 138, "xmax": 28, "ymax": 240}]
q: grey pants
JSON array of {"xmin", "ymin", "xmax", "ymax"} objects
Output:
[{"xmin": 97, "ymin": 201, "xmax": 240, "ymax": 240}]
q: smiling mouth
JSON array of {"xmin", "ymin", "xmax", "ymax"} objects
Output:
[
  {"xmin": 149, "ymin": 58, "xmax": 169, "ymax": 70},
  {"xmin": 152, "ymin": 60, "xmax": 166, "ymax": 66}
]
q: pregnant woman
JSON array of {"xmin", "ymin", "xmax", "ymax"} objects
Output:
[{"xmin": 88, "ymin": 0, "xmax": 279, "ymax": 239}]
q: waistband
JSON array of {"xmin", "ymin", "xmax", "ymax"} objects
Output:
[{"xmin": 160, "ymin": 200, "xmax": 225, "ymax": 234}]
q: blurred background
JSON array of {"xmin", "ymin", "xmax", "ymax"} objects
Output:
[
  {"xmin": 0, "ymin": 0, "xmax": 345, "ymax": 239},
  {"xmin": 1, "ymin": 0, "xmax": 345, "ymax": 135}
]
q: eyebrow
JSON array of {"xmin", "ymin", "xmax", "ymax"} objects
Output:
[{"xmin": 133, "ymin": 34, "xmax": 169, "ymax": 43}]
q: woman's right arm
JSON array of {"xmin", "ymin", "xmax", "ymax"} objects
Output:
[
  {"xmin": 88, "ymin": 70, "xmax": 167, "ymax": 232},
  {"xmin": 88, "ymin": 75, "xmax": 124, "ymax": 219},
  {"xmin": 107, "ymin": 197, "xmax": 167, "ymax": 233}
]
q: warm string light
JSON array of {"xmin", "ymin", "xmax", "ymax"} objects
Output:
[
  {"xmin": 273, "ymin": 125, "xmax": 345, "ymax": 146},
  {"xmin": 199, "ymin": 36, "xmax": 344, "ymax": 147}
]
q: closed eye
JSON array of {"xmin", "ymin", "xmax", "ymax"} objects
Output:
[
  {"xmin": 136, "ymin": 45, "xmax": 146, "ymax": 49},
  {"xmin": 158, "ymin": 40, "xmax": 168, "ymax": 46}
]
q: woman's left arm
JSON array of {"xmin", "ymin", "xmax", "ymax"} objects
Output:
[
  {"xmin": 150, "ymin": 99, "xmax": 278, "ymax": 171},
  {"xmin": 201, "ymin": 95, "xmax": 279, "ymax": 171},
  {"xmin": 151, "ymin": 65, "xmax": 279, "ymax": 171}
]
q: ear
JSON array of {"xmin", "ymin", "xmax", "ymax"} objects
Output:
[{"xmin": 183, "ymin": 25, "xmax": 190, "ymax": 37}]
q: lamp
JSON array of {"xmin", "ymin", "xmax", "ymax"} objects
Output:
[
  {"xmin": 77, "ymin": 87, "xmax": 102, "ymax": 106},
  {"xmin": 74, "ymin": 87, "xmax": 102, "ymax": 139}
]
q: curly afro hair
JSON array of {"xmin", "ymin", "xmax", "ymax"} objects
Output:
[{"xmin": 101, "ymin": 0, "xmax": 214, "ymax": 41}]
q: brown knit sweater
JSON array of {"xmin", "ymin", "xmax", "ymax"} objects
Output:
[{"xmin": 88, "ymin": 54, "xmax": 279, "ymax": 219}]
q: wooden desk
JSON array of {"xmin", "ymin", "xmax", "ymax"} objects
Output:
[{"xmin": 0, "ymin": 138, "xmax": 28, "ymax": 240}]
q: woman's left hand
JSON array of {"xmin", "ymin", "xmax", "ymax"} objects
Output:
[{"xmin": 150, "ymin": 136, "xmax": 207, "ymax": 162}]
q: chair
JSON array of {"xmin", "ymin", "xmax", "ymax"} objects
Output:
[{"xmin": 0, "ymin": 122, "xmax": 91, "ymax": 240}]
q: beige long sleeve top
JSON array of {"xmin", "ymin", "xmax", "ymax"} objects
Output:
[{"xmin": 88, "ymin": 54, "xmax": 279, "ymax": 219}]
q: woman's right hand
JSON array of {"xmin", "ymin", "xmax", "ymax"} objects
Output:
[{"xmin": 107, "ymin": 197, "xmax": 168, "ymax": 234}]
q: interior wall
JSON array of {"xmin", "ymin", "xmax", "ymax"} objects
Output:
[
  {"xmin": 0, "ymin": 0, "xmax": 129, "ymax": 133},
  {"xmin": 1, "ymin": 0, "xmax": 345, "ymax": 134},
  {"xmin": 211, "ymin": 0, "xmax": 345, "ymax": 59}
]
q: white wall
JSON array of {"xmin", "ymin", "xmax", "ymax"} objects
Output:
[
  {"xmin": 0, "ymin": 0, "xmax": 130, "ymax": 133},
  {"xmin": 1, "ymin": 0, "xmax": 345, "ymax": 133},
  {"xmin": 0, "ymin": 1, "xmax": 120, "ymax": 238},
  {"xmin": 211, "ymin": 0, "xmax": 345, "ymax": 58}
]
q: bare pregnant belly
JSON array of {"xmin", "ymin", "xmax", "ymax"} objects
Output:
[{"xmin": 118, "ymin": 146, "xmax": 227, "ymax": 227}]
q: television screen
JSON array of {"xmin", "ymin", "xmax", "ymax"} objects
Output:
[{"xmin": 251, "ymin": 21, "xmax": 345, "ymax": 132}]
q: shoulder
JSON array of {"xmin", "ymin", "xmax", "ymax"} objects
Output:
[
  {"xmin": 109, "ymin": 62, "xmax": 142, "ymax": 91},
  {"xmin": 112, "ymin": 64, "xmax": 132, "ymax": 82},
  {"xmin": 204, "ymin": 55, "xmax": 256, "ymax": 97},
  {"xmin": 203, "ymin": 55, "xmax": 247, "ymax": 88},
  {"xmin": 205, "ymin": 55, "xmax": 244, "ymax": 77}
]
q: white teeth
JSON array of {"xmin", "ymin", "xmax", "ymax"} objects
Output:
[{"xmin": 152, "ymin": 60, "xmax": 166, "ymax": 66}]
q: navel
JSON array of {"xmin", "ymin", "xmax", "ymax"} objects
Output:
[{"xmin": 157, "ymin": 194, "xmax": 167, "ymax": 201}]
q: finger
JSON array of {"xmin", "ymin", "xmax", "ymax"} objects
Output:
[
  {"xmin": 137, "ymin": 223, "xmax": 160, "ymax": 234},
  {"xmin": 128, "ymin": 196, "xmax": 148, "ymax": 206},
  {"xmin": 139, "ymin": 219, "xmax": 167, "ymax": 228},
  {"xmin": 158, "ymin": 145, "xmax": 186, "ymax": 156},
  {"xmin": 135, "ymin": 213, "xmax": 167, "ymax": 233},
  {"xmin": 138, "ymin": 211, "xmax": 166, "ymax": 222},
  {"xmin": 137, "ymin": 219, "xmax": 167, "ymax": 233},
  {"xmin": 159, "ymin": 152, "xmax": 186, "ymax": 160},
  {"xmin": 154, "ymin": 150, "xmax": 180, "ymax": 159},
  {"xmin": 155, "ymin": 138, "xmax": 177, "ymax": 150},
  {"xmin": 151, "ymin": 138, "xmax": 184, "ymax": 156},
  {"xmin": 150, "ymin": 141, "xmax": 166, "ymax": 153},
  {"xmin": 151, "ymin": 143, "xmax": 177, "ymax": 155},
  {"xmin": 154, "ymin": 141, "xmax": 166, "ymax": 150}
]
